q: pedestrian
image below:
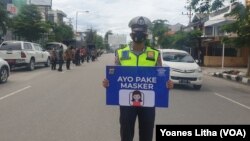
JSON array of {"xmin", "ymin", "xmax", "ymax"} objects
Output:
[
  {"xmin": 102, "ymin": 16, "xmax": 173, "ymax": 141},
  {"xmin": 75, "ymin": 48, "xmax": 81, "ymax": 66},
  {"xmin": 90, "ymin": 49, "xmax": 96, "ymax": 61},
  {"xmin": 71, "ymin": 47, "xmax": 76, "ymax": 65},
  {"xmin": 64, "ymin": 46, "xmax": 73, "ymax": 70},
  {"xmin": 50, "ymin": 47, "xmax": 57, "ymax": 70},
  {"xmin": 86, "ymin": 47, "xmax": 90, "ymax": 63},
  {"xmin": 57, "ymin": 45, "xmax": 64, "ymax": 72}
]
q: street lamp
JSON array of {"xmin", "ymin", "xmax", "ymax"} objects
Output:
[{"xmin": 75, "ymin": 10, "xmax": 89, "ymax": 33}]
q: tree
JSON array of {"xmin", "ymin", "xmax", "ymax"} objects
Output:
[
  {"xmin": 85, "ymin": 29, "xmax": 104, "ymax": 49},
  {"xmin": 190, "ymin": 0, "xmax": 237, "ymax": 13},
  {"xmin": 191, "ymin": 0, "xmax": 211, "ymax": 13},
  {"xmin": 94, "ymin": 34, "xmax": 104, "ymax": 49},
  {"xmin": 223, "ymin": 3, "xmax": 250, "ymax": 76},
  {"xmin": 85, "ymin": 29, "xmax": 96, "ymax": 45},
  {"xmin": 11, "ymin": 5, "xmax": 49, "ymax": 41},
  {"xmin": 0, "ymin": 1, "xmax": 9, "ymax": 37},
  {"xmin": 169, "ymin": 30, "xmax": 202, "ymax": 49},
  {"xmin": 151, "ymin": 19, "xmax": 169, "ymax": 48},
  {"xmin": 53, "ymin": 23, "xmax": 74, "ymax": 42}
]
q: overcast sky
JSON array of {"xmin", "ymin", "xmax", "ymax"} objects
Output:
[{"xmin": 52, "ymin": 0, "xmax": 245, "ymax": 37}]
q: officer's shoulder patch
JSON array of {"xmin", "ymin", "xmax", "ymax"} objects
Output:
[
  {"xmin": 121, "ymin": 50, "xmax": 131, "ymax": 60},
  {"xmin": 147, "ymin": 51, "xmax": 155, "ymax": 58},
  {"xmin": 146, "ymin": 50, "xmax": 156, "ymax": 61}
]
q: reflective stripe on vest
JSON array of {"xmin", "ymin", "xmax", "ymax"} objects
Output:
[{"xmin": 117, "ymin": 46, "xmax": 159, "ymax": 66}]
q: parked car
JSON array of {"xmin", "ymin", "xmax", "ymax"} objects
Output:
[
  {"xmin": 0, "ymin": 57, "xmax": 10, "ymax": 83},
  {"xmin": 45, "ymin": 42, "xmax": 67, "ymax": 53},
  {"xmin": 0, "ymin": 41, "xmax": 51, "ymax": 71},
  {"xmin": 158, "ymin": 49, "xmax": 202, "ymax": 90},
  {"xmin": 45, "ymin": 42, "xmax": 68, "ymax": 64}
]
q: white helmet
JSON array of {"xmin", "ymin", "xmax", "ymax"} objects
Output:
[{"xmin": 128, "ymin": 16, "xmax": 152, "ymax": 31}]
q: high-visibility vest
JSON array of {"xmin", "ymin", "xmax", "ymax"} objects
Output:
[{"xmin": 117, "ymin": 46, "xmax": 159, "ymax": 66}]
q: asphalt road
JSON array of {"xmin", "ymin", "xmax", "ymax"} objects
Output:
[{"xmin": 0, "ymin": 53, "xmax": 250, "ymax": 141}]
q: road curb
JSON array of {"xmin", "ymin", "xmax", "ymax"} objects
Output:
[{"xmin": 212, "ymin": 72, "xmax": 250, "ymax": 85}]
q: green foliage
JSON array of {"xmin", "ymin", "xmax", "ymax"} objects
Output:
[
  {"xmin": 223, "ymin": 3, "xmax": 250, "ymax": 76},
  {"xmin": 191, "ymin": 0, "xmax": 200, "ymax": 9},
  {"xmin": 190, "ymin": 0, "xmax": 229, "ymax": 13},
  {"xmin": 223, "ymin": 3, "xmax": 250, "ymax": 46},
  {"xmin": 168, "ymin": 30, "xmax": 202, "ymax": 49},
  {"xmin": 190, "ymin": 0, "xmax": 211, "ymax": 13},
  {"xmin": 151, "ymin": 19, "xmax": 169, "ymax": 48},
  {"xmin": 85, "ymin": 29, "xmax": 104, "ymax": 49},
  {"xmin": 211, "ymin": 0, "xmax": 225, "ymax": 11},
  {"xmin": 11, "ymin": 5, "xmax": 49, "ymax": 41},
  {"xmin": 151, "ymin": 19, "xmax": 202, "ymax": 49},
  {"xmin": 53, "ymin": 23, "xmax": 74, "ymax": 42},
  {"xmin": 0, "ymin": 1, "xmax": 9, "ymax": 36},
  {"xmin": 94, "ymin": 34, "xmax": 104, "ymax": 49}
]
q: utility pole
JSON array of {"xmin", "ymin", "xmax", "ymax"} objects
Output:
[
  {"xmin": 182, "ymin": 0, "xmax": 193, "ymax": 23},
  {"xmin": 75, "ymin": 10, "xmax": 89, "ymax": 33}
]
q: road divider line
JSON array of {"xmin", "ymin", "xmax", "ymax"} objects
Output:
[
  {"xmin": 214, "ymin": 92, "xmax": 250, "ymax": 110},
  {"xmin": 0, "ymin": 86, "xmax": 31, "ymax": 101}
]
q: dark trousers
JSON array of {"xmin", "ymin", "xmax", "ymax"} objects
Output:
[
  {"xmin": 66, "ymin": 59, "xmax": 71, "ymax": 69},
  {"xmin": 51, "ymin": 60, "xmax": 57, "ymax": 70},
  {"xmin": 58, "ymin": 60, "xmax": 63, "ymax": 71},
  {"xmin": 120, "ymin": 106, "xmax": 155, "ymax": 141}
]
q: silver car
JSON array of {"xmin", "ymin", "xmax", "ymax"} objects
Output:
[
  {"xmin": 0, "ymin": 57, "xmax": 10, "ymax": 83},
  {"xmin": 159, "ymin": 49, "xmax": 203, "ymax": 90}
]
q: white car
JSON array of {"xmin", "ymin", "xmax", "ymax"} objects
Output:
[
  {"xmin": 0, "ymin": 41, "xmax": 51, "ymax": 71},
  {"xmin": 0, "ymin": 57, "xmax": 10, "ymax": 83},
  {"xmin": 159, "ymin": 49, "xmax": 202, "ymax": 90}
]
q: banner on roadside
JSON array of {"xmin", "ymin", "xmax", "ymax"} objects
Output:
[{"xmin": 106, "ymin": 66, "xmax": 170, "ymax": 107}]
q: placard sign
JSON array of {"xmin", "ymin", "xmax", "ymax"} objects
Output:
[{"xmin": 106, "ymin": 66, "xmax": 170, "ymax": 107}]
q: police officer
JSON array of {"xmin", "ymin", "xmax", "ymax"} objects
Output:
[{"xmin": 103, "ymin": 16, "xmax": 173, "ymax": 141}]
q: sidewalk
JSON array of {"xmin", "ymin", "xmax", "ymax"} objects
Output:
[{"xmin": 202, "ymin": 67, "xmax": 250, "ymax": 85}]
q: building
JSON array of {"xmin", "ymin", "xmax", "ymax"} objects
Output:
[
  {"xmin": 48, "ymin": 10, "xmax": 66, "ymax": 24},
  {"xmin": 184, "ymin": 13, "xmax": 208, "ymax": 32},
  {"xmin": 108, "ymin": 34, "xmax": 127, "ymax": 50},
  {"xmin": 168, "ymin": 23, "xmax": 185, "ymax": 32},
  {"xmin": 202, "ymin": 2, "xmax": 249, "ymax": 67},
  {"xmin": 2, "ymin": 0, "xmax": 68, "ymax": 42},
  {"xmin": 203, "ymin": 3, "xmax": 236, "ymax": 37},
  {"xmin": 182, "ymin": 14, "xmax": 208, "ymax": 61},
  {"xmin": 182, "ymin": 2, "xmax": 249, "ymax": 67}
]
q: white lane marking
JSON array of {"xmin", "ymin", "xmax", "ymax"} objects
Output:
[
  {"xmin": 214, "ymin": 92, "xmax": 250, "ymax": 110},
  {"xmin": 0, "ymin": 86, "xmax": 31, "ymax": 101}
]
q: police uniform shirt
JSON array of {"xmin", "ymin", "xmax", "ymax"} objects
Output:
[{"xmin": 115, "ymin": 44, "xmax": 162, "ymax": 66}]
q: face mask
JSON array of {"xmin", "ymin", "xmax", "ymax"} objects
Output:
[{"xmin": 132, "ymin": 31, "xmax": 147, "ymax": 43}]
